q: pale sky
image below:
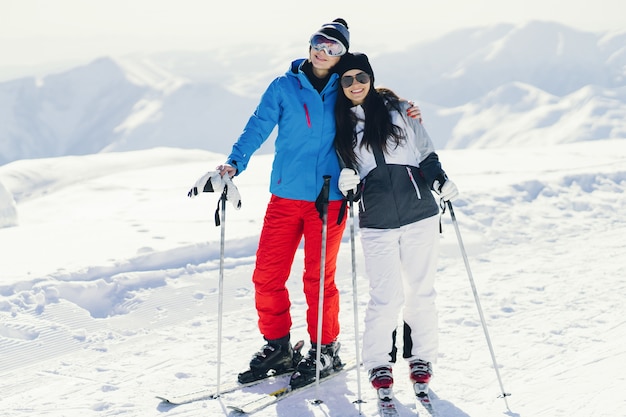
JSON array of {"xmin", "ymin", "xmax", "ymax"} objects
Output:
[{"xmin": 1, "ymin": 0, "xmax": 624, "ymax": 75}]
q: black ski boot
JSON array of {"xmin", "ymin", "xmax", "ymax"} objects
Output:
[
  {"xmin": 289, "ymin": 341, "xmax": 344, "ymax": 389},
  {"xmin": 238, "ymin": 335, "xmax": 304, "ymax": 384}
]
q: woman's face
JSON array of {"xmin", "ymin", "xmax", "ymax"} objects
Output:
[{"xmin": 340, "ymin": 69, "xmax": 371, "ymax": 105}]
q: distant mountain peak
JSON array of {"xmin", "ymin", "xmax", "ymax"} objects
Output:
[
  {"xmin": 0, "ymin": 21, "xmax": 623, "ymax": 166},
  {"xmin": 115, "ymin": 56, "xmax": 189, "ymax": 93}
]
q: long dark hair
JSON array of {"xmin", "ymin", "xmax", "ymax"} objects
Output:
[{"xmin": 334, "ymin": 86, "xmax": 406, "ymax": 170}]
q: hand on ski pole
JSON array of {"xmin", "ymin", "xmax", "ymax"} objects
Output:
[
  {"xmin": 216, "ymin": 163, "xmax": 237, "ymax": 179},
  {"xmin": 338, "ymin": 168, "xmax": 360, "ymax": 197},
  {"xmin": 433, "ymin": 178, "xmax": 459, "ymax": 202}
]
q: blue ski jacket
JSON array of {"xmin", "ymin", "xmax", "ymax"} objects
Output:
[{"xmin": 226, "ymin": 59, "xmax": 343, "ymax": 202}]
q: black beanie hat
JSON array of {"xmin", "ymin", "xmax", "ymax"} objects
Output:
[
  {"xmin": 316, "ymin": 18, "xmax": 350, "ymax": 52},
  {"xmin": 336, "ymin": 52, "xmax": 375, "ymax": 84}
]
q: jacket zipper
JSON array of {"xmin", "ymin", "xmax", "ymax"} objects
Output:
[
  {"xmin": 303, "ymin": 103, "xmax": 311, "ymax": 128},
  {"xmin": 406, "ymin": 167, "xmax": 422, "ymax": 199},
  {"xmin": 359, "ymin": 179, "xmax": 366, "ymax": 212}
]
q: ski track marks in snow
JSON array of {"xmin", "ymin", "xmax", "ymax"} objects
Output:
[{"xmin": 0, "ymin": 141, "xmax": 625, "ymax": 416}]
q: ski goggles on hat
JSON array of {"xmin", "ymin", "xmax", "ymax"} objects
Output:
[
  {"xmin": 309, "ymin": 33, "xmax": 347, "ymax": 57},
  {"xmin": 340, "ymin": 72, "xmax": 371, "ymax": 88}
]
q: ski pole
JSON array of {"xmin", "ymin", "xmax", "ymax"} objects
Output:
[
  {"xmin": 215, "ymin": 187, "xmax": 228, "ymax": 397},
  {"xmin": 313, "ymin": 175, "xmax": 331, "ymax": 404},
  {"xmin": 446, "ymin": 201, "xmax": 511, "ymax": 410},
  {"xmin": 348, "ymin": 190, "xmax": 364, "ymax": 413},
  {"xmin": 333, "ymin": 152, "xmax": 364, "ymax": 410}
]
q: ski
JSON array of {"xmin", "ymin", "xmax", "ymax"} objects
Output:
[
  {"xmin": 227, "ymin": 360, "xmax": 357, "ymax": 414},
  {"xmin": 155, "ymin": 373, "xmax": 292, "ymax": 405},
  {"xmin": 376, "ymin": 387, "xmax": 400, "ymax": 417},
  {"xmin": 414, "ymin": 382, "xmax": 437, "ymax": 416},
  {"xmin": 156, "ymin": 340, "xmax": 304, "ymax": 405},
  {"xmin": 377, "ymin": 398, "xmax": 400, "ymax": 417}
]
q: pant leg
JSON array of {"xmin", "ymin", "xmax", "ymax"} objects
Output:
[
  {"xmin": 252, "ymin": 195, "xmax": 304, "ymax": 340},
  {"xmin": 360, "ymin": 227, "xmax": 405, "ymax": 371},
  {"xmin": 302, "ymin": 199, "xmax": 346, "ymax": 344},
  {"xmin": 399, "ymin": 215, "xmax": 440, "ymax": 364}
]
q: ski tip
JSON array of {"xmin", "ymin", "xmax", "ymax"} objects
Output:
[
  {"xmin": 227, "ymin": 405, "xmax": 245, "ymax": 414},
  {"xmin": 156, "ymin": 396, "xmax": 175, "ymax": 404}
]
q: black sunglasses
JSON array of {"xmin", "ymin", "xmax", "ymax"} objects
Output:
[{"xmin": 340, "ymin": 72, "xmax": 371, "ymax": 88}]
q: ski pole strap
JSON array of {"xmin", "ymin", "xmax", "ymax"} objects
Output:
[
  {"xmin": 315, "ymin": 176, "xmax": 331, "ymax": 220},
  {"xmin": 333, "ymin": 148, "xmax": 359, "ymax": 226},
  {"xmin": 438, "ymin": 198, "xmax": 447, "ymax": 233},
  {"xmin": 214, "ymin": 187, "xmax": 228, "ymax": 227},
  {"xmin": 337, "ymin": 198, "xmax": 347, "ymax": 225},
  {"xmin": 336, "ymin": 188, "xmax": 357, "ymax": 225}
]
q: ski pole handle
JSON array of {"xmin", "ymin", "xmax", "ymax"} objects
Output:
[
  {"xmin": 315, "ymin": 175, "xmax": 331, "ymax": 220},
  {"xmin": 321, "ymin": 175, "xmax": 330, "ymax": 202}
]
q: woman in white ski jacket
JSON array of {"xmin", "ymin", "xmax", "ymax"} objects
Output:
[{"xmin": 333, "ymin": 53, "xmax": 459, "ymax": 394}]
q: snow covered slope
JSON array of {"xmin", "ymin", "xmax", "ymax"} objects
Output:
[{"xmin": 1, "ymin": 140, "xmax": 625, "ymax": 416}]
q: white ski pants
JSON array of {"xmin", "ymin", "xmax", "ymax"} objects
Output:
[{"xmin": 360, "ymin": 214, "xmax": 440, "ymax": 372}]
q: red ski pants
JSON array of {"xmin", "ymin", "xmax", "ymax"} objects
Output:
[{"xmin": 252, "ymin": 195, "xmax": 346, "ymax": 344}]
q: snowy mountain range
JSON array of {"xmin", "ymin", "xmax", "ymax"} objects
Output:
[{"xmin": 1, "ymin": 20, "xmax": 625, "ymax": 166}]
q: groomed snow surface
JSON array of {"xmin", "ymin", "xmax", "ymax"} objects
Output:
[{"xmin": 1, "ymin": 140, "xmax": 625, "ymax": 416}]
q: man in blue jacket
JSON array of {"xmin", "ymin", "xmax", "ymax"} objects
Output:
[{"xmin": 218, "ymin": 18, "xmax": 351, "ymax": 388}]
